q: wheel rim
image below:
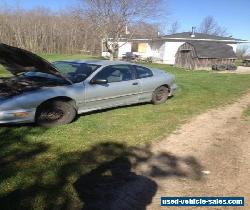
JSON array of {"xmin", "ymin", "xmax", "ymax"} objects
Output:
[
  {"xmin": 156, "ymin": 88, "xmax": 168, "ymax": 101},
  {"xmin": 40, "ymin": 108, "xmax": 65, "ymax": 122}
]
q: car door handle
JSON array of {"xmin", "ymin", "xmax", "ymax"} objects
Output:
[{"xmin": 132, "ymin": 82, "xmax": 138, "ymax": 85}]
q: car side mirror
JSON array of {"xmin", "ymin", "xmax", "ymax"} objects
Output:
[{"xmin": 90, "ymin": 78, "xmax": 108, "ymax": 84}]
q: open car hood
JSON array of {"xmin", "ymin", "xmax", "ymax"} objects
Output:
[{"xmin": 0, "ymin": 43, "xmax": 72, "ymax": 84}]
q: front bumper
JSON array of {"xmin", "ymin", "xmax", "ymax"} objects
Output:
[{"xmin": 0, "ymin": 109, "xmax": 36, "ymax": 124}]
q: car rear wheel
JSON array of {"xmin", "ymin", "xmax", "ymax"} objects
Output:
[
  {"xmin": 152, "ymin": 86, "xmax": 169, "ymax": 105},
  {"xmin": 36, "ymin": 100, "xmax": 76, "ymax": 126}
]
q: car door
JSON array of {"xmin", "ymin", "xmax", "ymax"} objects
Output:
[
  {"xmin": 133, "ymin": 65, "xmax": 155, "ymax": 102},
  {"xmin": 83, "ymin": 64, "xmax": 141, "ymax": 111}
]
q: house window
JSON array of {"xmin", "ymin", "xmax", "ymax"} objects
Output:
[
  {"xmin": 132, "ymin": 42, "xmax": 147, "ymax": 53},
  {"xmin": 132, "ymin": 43, "xmax": 138, "ymax": 52},
  {"xmin": 138, "ymin": 43, "xmax": 147, "ymax": 53}
]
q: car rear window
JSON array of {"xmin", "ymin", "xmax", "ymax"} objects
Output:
[{"xmin": 135, "ymin": 66, "xmax": 153, "ymax": 79}]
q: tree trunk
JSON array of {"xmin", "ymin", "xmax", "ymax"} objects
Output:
[{"xmin": 109, "ymin": 53, "xmax": 114, "ymax": 60}]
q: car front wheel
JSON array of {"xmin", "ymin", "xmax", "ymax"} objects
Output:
[
  {"xmin": 152, "ymin": 86, "xmax": 169, "ymax": 105},
  {"xmin": 36, "ymin": 100, "xmax": 76, "ymax": 126}
]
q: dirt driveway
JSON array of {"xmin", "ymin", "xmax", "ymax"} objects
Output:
[
  {"xmin": 134, "ymin": 92, "xmax": 250, "ymax": 210},
  {"xmin": 237, "ymin": 66, "xmax": 250, "ymax": 74},
  {"xmin": 218, "ymin": 66, "xmax": 250, "ymax": 74}
]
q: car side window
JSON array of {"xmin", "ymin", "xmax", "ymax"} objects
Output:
[
  {"xmin": 135, "ymin": 66, "xmax": 153, "ymax": 79},
  {"xmin": 94, "ymin": 65, "xmax": 134, "ymax": 83}
]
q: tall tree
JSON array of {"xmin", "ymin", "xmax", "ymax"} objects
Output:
[
  {"xmin": 81, "ymin": 0, "xmax": 167, "ymax": 60},
  {"xmin": 236, "ymin": 45, "xmax": 250, "ymax": 60},
  {"xmin": 0, "ymin": 7, "xmax": 102, "ymax": 54},
  {"xmin": 167, "ymin": 21, "xmax": 180, "ymax": 34},
  {"xmin": 129, "ymin": 21, "xmax": 161, "ymax": 38},
  {"xmin": 198, "ymin": 16, "xmax": 228, "ymax": 36}
]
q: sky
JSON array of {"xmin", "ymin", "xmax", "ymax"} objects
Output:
[
  {"xmin": 167, "ymin": 0, "xmax": 250, "ymax": 41},
  {"xmin": 2, "ymin": 0, "xmax": 250, "ymax": 42}
]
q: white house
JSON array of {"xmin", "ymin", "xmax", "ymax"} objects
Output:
[{"xmin": 102, "ymin": 32, "xmax": 248, "ymax": 65}]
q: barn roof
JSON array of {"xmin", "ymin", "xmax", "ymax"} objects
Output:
[{"xmin": 188, "ymin": 41, "xmax": 237, "ymax": 59}]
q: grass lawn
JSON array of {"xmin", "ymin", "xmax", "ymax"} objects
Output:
[
  {"xmin": 244, "ymin": 105, "xmax": 250, "ymax": 116},
  {"xmin": 1, "ymin": 54, "xmax": 250, "ymax": 209}
]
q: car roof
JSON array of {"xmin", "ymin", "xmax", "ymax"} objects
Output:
[{"xmin": 56, "ymin": 60, "xmax": 133, "ymax": 66}]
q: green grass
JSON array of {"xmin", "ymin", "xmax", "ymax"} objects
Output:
[
  {"xmin": 1, "ymin": 55, "xmax": 250, "ymax": 209},
  {"xmin": 0, "ymin": 65, "xmax": 10, "ymax": 77},
  {"xmin": 243, "ymin": 105, "xmax": 250, "ymax": 116}
]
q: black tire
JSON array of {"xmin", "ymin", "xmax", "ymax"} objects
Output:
[
  {"xmin": 227, "ymin": 64, "xmax": 237, "ymax": 71},
  {"xmin": 212, "ymin": 64, "xmax": 218, "ymax": 70},
  {"xmin": 216, "ymin": 64, "xmax": 227, "ymax": 71},
  {"xmin": 36, "ymin": 100, "xmax": 76, "ymax": 126},
  {"xmin": 152, "ymin": 86, "xmax": 169, "ymax": 105}
]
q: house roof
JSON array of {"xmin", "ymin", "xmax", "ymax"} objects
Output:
[
  {"xmin": 188, "ymin": 41, "xmax": 237, "ymax": 59},
  {"xmin": 109, "ymin": 32, "xmax": 248, "ymax": 43},
  {"xmin": 244, "ymin": 56, "xmax": 250, "ymax": 61},
  {"xmin": 161, "ymin": 32, "xmax": 246, "ymax": 43}
]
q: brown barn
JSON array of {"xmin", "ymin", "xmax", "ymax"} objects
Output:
[{"xmin": 175, "ymin": 41, "xmax": 237, "ymax": 70}]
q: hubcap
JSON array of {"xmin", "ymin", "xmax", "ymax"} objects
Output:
[
  {"xmin": 41, "ymin": 109, "xmax": 64, "ymax": 122},
  {"xmin": 156, "ymin": 89, "xmax": 167, "ymax": 101}
]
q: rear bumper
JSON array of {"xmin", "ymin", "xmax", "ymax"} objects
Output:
[
  {"xmin": 169, "ymin": 83, "xmax": 177, "ymax": 96},
  {"xmin": 0, "ymin": 109, "xmax": 36, "ymax": 124}
]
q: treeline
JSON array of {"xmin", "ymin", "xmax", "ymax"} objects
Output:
[
  {"xmin": 0, "ymin": 8, "xmax": 159, "ymax": 55},
  {"xmin": 0, "ymin": 8, "xmax": 101, "ymax": 54}
]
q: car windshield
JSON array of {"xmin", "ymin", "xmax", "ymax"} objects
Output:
[
  {"xmin": 22, "ymin": 71, "xmax": 64, "ymax": 82},
  {"xmin": 21, "ymin": 62, "xmax": 101, "ymax": 84},
  {"xmin": 53, "ymin": 61, "xmax": 101, "ymax": 83}
]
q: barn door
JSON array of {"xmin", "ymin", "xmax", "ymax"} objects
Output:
[
  {"xmin": 175, "ymin": 43, "xmax": 196, "ymax": 70},
  {"xmin": 179, "ymin": 50, "xmax": 194, "ymax": 70}
]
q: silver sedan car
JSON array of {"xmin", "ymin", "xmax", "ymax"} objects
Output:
[{"xmin": 0, "ymin": 44, "xmax": 177, "ymax": 126}]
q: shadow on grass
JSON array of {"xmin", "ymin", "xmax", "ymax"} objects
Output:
[
  {"xmin": 0, "ymin": 126, "xmax": 48, "ymax": 171},
  {"xmin": 74, "ymin": 156, "xmax": 157, "ymax": 210},
  {"xmin": 73, "ymin": 144, "xmax": 203, "ymax": 210},
  {"xmin": 0, "ymin": 126, "xmax": 50, "ymax": 209},
  {"xmin": 0, "ymin": 125, "xmax": 203, "ymax": 210}
]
